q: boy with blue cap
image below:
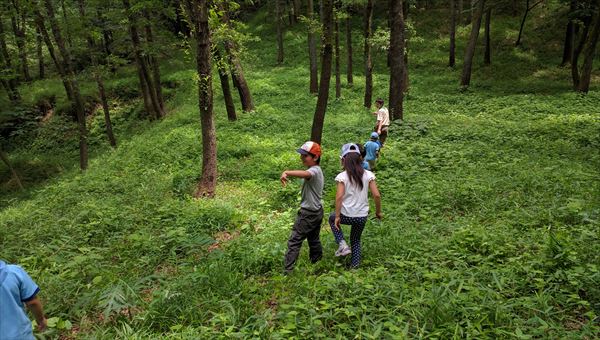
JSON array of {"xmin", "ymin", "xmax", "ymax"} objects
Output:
[
  {"xmin": 280, "ymin": 141, "xmax": 325, "ymax": 273},
  {"xmin": 0, "ymin": 260, "xmax": 47, "ymax": 339},
  {"xmin": 363, "ymin": 132, "xmax": 380, "ymax": 170}
]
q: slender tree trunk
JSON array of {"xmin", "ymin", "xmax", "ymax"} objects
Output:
[
  {"xmin": 215, "ymin": 49, "xmax": 237, "ymax": 121},
  {"xmin": 220, "ymin": 4, "xmax": 255, "ymax": 112},
  {"xmin": 561, "ymin": 0, "xmax": 577, "ymax": 66},
  {"xmin": 144, "ymin": 23, "xmax": 165, "ymax": 113},
  {"xmin": 516, "ymin": 0, "xmax": 543, "ymax": 46},
  {"xmin": 59, "ymin": 0, "xmax": 73, "ymax": 48},
  {"xmin": 0, "ymin": 148, "xmax": 24, "ymax": 190},
  {"xmin": 36, "ymin": 26, "xmax": 45, "ymax": 79},
  {"xmin": 334, "ymin": 12, "xmax": 341, "ymax": 98},
  {"xmin": 389, "ymin": 0, "xmax": 405, "ymax": 121},
  {"xmin": 0, "ymin": 17, "xmax": 20, "ymax": 102},
  {"xmin": 449, "ymin": 0, "xmax": 456, "ymax": 67},
  {"xmin": 572, "ymin": 18, "xmax": 591, "ymax": 89},
  {"xmin": 276, "ymin": 0, "xmax": 285, "ymax": 64},
  {"xmin": 310, "ymin": 0, "xmax": 333, "ymax": 143},
  {"xmin": 460, "ymin": 0, "xmax": 485, "ymax": 87},
  {"xmin": 484, "ymin": 7, "xmax": 491, "ymax": 65},
  {"xmin": 363, "ymin": 0, "xmax": 374, "ymax": 108},
  {"xmin": 308, "ymin": 0, "xmax": 318, "ymax": 93},
  {"xmin": 10, "ymin": 10, "xmax": 31, "ymax": 82},
  {"xmin": 43, "ymin": 0, "xmax": 88, "ymax": 170},
  {"xmin": 346, "ymin": 16, "xmax": 353, "ymax": 86},
  {"xmin": 184, "ymin": 0, "xmax": 217, "ymax": 197},
  {"xmin": 458, "ymin": 0, "xmax": 463, "ymax": 24},
  {"xmin": 293, "ymin": 0, "xmax": 301, "ymax": 23},
  {"xmin": 577, "ymin": 10, "xmax": 600, "ymax": 93}
]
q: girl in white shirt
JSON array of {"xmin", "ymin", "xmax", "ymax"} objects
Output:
[{"xmin": 329, "ymin": 143, "xmax": 382, "ymax": 268}]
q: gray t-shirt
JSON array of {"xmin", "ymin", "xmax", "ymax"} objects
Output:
[{"xmin": 300, "ymin": 165, "xmax": 324, "ymax": 211}]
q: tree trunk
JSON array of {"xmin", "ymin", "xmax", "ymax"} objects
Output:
[
  {"xmin": 276, "ymin": 0, "xmax": 285, "ymax": 64},
  {"xmin": 184, "ymin": 0, "xmax": 217, "ymax": 197},
  {"xmin": 42, "ymin": 0, "xmax": 88, "ymax": 170},
  {"xmin": 0, "ymin": 148, "xmax": 24, "ymax": 190},
  {"xmin": 36, "ymin": 26, "xmax": 45, "ymax": 79},
  {"xmin": 484, "ymin": 7, "xmax": 491, "ymax": 65},
  {"xmin": 515, "ymin": 0, "xmax": 543, "ymax": 46},
  {"xmin": 308, "ymin": 0, "xmax": 318, "ymax": 93},
  {"xmin": 216, "ymin": 49, "xmax": 237, "ymax": 121},
  {"xmin": 389, "ymin": 0, "xmax": 405, "ymax": 121},
  {"xmin": 310, "ymin": 0, "xmax": 333, "ymax": 143},
  {"xmin": 561, "ymin": 0, "xmax": 577, "ymax": 66},
  {"xmin": 458, "ymin": 0, "xmax": 463, "ymax": 24},
  {"xmin": 577, "ymin": 10, "xmax": 600, "ymax": 93},
  {"xmin": 572, "ymin": 18, "xmax": 591, "ymax": 89},
  {"xmin": 334, "ymin": 12, "xmax": 341, "ymax": 98},
  {"xmin": 144, "ymin": 23, "xmax": 165, "ymax": 113},
  {"xmin": 449, "ymin": 0, "xmax": 456, "ymax": 67},
  {"xmin": 363, "ymin": 0, "xmax": 374, "ymax": 108},
  {"xmin": 59, "ymin": 0, "xmax": 73, "ymax": 48},
  {"xmin": 460, "ymin": 0, "xmax": 485, "ymax": 87},
  {"xmin": 346, "ymin": 16, "xmax": 353, "ymax": 86},
  {"xmin": 10, "ymin": 10, "xmax": 31, "ymax": 82},
  {"xmin": 293, "ymin": 0, "xmax": 301, "ymax": 23},
  {"xmin": 219, "ymin": 3, "xmax": 255, "ymax": 112},
  {"xmin": 0, "ymin": 17, "xmax": 20, "ymax": 102}
]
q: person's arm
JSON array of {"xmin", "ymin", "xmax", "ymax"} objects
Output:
[
  {"xmin": 25, "ymin": 297, "xmax": 47, "ymax": 331},
  {"xmin": 369, "ymin": 180, "xmax": 382, "ymax": 219},
  {"xmin": 376, "ymin": 119, "xmax": 383, "ymax": 134},
  {"xmin": 333, "ymin": 181, "xmax": 345, "ymax": 230},
  {"xmin": 280, "ymin": 170, "xmax": 312, "ymax": 186}
]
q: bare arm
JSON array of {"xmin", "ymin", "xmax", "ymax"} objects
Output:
[
  {"xmin": 25, "ymin": 297, "xmax": 47, "ymax": 331},
  {"xmin": 333, "ymin": 181, "xmax": 345, "ymax": 230},
  {"xmin": 369, "ymin": 180, "xmax": 382, "ymax": 219},
  {"xmin": 376, "ymin": 119, "xmax": 383, "ymax": 134},
  {"xmin": 280, "ymin": 170, "xmax": 312, "ymax": 186}
]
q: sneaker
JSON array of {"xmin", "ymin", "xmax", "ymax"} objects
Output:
[{"xmin": 335, "ymin": 245, "xmax": 351, "ymax": 257}]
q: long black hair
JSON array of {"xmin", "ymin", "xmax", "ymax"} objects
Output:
[{"xmin": 342, "ymin": 152, "xmax": 365, "ymax": 190}]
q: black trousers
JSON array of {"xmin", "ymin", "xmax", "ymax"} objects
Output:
[{"xmin": 284, "ymin": 207, "xmax": 324, "ymax": 271}]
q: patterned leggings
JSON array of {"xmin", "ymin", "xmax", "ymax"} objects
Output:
[{"xmin": 328, "ymin": 213, "xmax": 368, "ymax": 268}]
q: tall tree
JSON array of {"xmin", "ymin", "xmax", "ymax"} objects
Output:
[
  {"xmin": 310, "ymin": 0, "xmax": 333, "ymax": 143},
  {"xmin": 334, "ymin": 3, "xmax": 341, "ymax": 99},
  {"xmin": 9, "ymin": 0, "xmax": 31, "ymax": 81},
  {"xmin": 0, "ymin": 16, "xmax": 20, "ymax": 102},
  {"xmin": 276, "ymin": 0, "xmax": 285, "ymax": 64},
  {"xmin": 144, "ymin": 19, "xmax": 165, "ymax": 112},
  {"xmin": 307, "ymin": 0, "xmax": 318, "ymax": 93},
  {"xmin": 39, "ymin": 0, "xmax": 89, "ymax": 170},
  {"xmin": 363, "ymin": 0, "xmax": 373, "ymax": 108},
  {"xmin": 449, "ymin": 0, "xmax": 457, "ymax": 67},
  {"xmin": 389, "ymin": 0, "xmax": 406, "ymax": 121},
  {"xmin": 219, "ymin": 3, "xmax": 255, "ymax": 112},
  {"xmin": 36, "ymin": 26, "xmax": 44, "ymax": 79},
  {"xmin": 460, "ymin": 0, "xmax": 485, "ymax": 87},
  {"xmin": 484, "ymin": 7, "xmax": 491, "ymax": 65},
  {"xmin": 346, "ymin": 13, "xmax": 353, "ymax": 86},
  {"xmin": 215, "ymin": 48, "xmax": 237, "ymax": 121},
  {"xmin": 561, "ymin": 0, "xmax": 577, "ymax": 66},
  {"xmin": 515, "ymin": 0, "xmax": 544, "ymax": 46},
  {"xmin": 576, "ymin": 7, "xmax": 600, "ymax": 93},
  {"xmin": 183, "ymin": 0, "xmax": 217, "ymax": 197},
  {"xmin": 571, "ymin": 15, "xmax": 591, "ymax": 89}
]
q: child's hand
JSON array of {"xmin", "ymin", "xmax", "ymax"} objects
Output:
[
  {"xmin": 280, "ymin": 171, "xmax": 288, "ymax": 187},
  {"xmin": 37, "ymin": 318, "xmax": 48, "ymax": 331},
  {"xmin": 334, "ymin": 216, "xmax": 341, "ymax": 230},
  {"xmin": 375, "ymin": 212, "xmax": 383, "ymax": 220}
]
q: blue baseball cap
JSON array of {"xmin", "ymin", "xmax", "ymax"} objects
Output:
[
  {"xmin": 370, "ymin": 132, "xmax": 379, "ymax": 139},
  {"xmin": 340, "ymin": 143, "xmax": 360, "ymax": 159}
]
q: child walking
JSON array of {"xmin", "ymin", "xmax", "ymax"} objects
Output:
[
  {"xmin": 329, "ymin": 144, "xmax": 382, "ymax": 269},
  {"xmin": 281, "ymin": 141, "xmax": 324, "ymax": 273},
  {"xmin": 364, "ymin": 132, "xmax": 381, "ymax": 170}
]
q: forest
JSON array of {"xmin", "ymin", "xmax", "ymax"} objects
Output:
[{"xmin": 0, "ymin": 0, "xmax": 599, "ymax": 338}]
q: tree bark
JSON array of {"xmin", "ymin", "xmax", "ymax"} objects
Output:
[
  {"xmin": 484, "ymin": 7, "xmax": 491, "ymax": 65},
  {"xmin": 144, "ymin": 23, "xmax": 165, "ymax": 113},
  {"xmin": 363, "ymin": 0, "xmax": 374, "ymax": 108},
  {"xmin": 561, "ymin": 0, "xmax": 577, "ymax": 66},
  {"xmin": 334, "ymin": 11, "xmax": 341, "ymax": 98},
  {"xmin": 0, "ymin": 17, "xmax": 20, "ymax": 102},
  {"xmin": 346, "ymin": 16, "xmax": 353, "ymax": 86},
  {"xmin": 10, "ymin": 7, "xmax": 31, "ymax": 82},
  {"xmin": 449, "ymin": 0, "xmax": 456, "ymax": 67},
  {"xmin": 42, "ymin": 0, "xmax": 88, "ymax": 170},
  {"xmin": 215, "ymin": 49, "xmax": 237, "ymax": 121},
  {"xmin": 389, "ymin": 0, "xmax": 405, "ymax": 121},
  {"xmin": 310, "ymin": 0, "xmax": 333, "ymax": 143},
  {"xmin": 572, "ymin": 17, "xmax": 591, "ymax": 89},
  {"xmin": 308, "ymin": 0, "xmax": 318, "ymax": 93},
  {"xmin": 0, "ymin": 148, "xmax": 24, "ymax": 190},
  {"xmin": 184, "ymin": 0, "xmax": 217, "ymax": 198},
  {"xmin": 36, "ymin": 26, "xmax": 45, "ymax": 79},
  {"xmin": 458, "ymin": 0, "xmax": 463, "ymax": 24},
  {"xmin": 577, "ymin": 10, "xmax": 600, "ymax": 93},
  {"xmin": 516, "ymin": 0, "xmax": 543, "ymax": 46},
  {"xmin": 293, "ymin": 0, "xmax": 301, "ymax": 23},
  {"xmin": 460, "ymin": 0, "xmax": 485, "ymax": 87},
  {"xmin": 276, "ymin": 0, "xmax": 285, "ymax": 64}
]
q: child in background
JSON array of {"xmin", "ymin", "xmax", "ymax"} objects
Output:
[
  {"xmin": 0, "ymin": 260, "xmax": 47, "ymax": 340},
  {"xmin": 329, "ymin": 144, "xmax": 382, "ymax": 269},
  {"xmin": 280, "ymin": 141, "xmax": 325, "ymax": 273},
  {"xmin": 356, "ymin": 143, "xmax": 370, "ymax": 170},
  {"xmin": 364, "ymin": 132, "xmax": 381, "ymax": 170}
]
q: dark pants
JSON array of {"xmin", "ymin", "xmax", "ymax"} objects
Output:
[
  {"xmin": 328, "ymin": 213, "xmax": 368, "ymax": 268},
  {"xmin": 374, "ymin": 125, "xmax": 389, "ymax": 146},
  {"xmin": 284, "ymin": 208, "xmax": 324, "ymax": 272}
]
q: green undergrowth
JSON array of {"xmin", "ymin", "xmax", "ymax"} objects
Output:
[{"xmin": 1, "ymin": 4, "xmax": 599, "ymax": 339}]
